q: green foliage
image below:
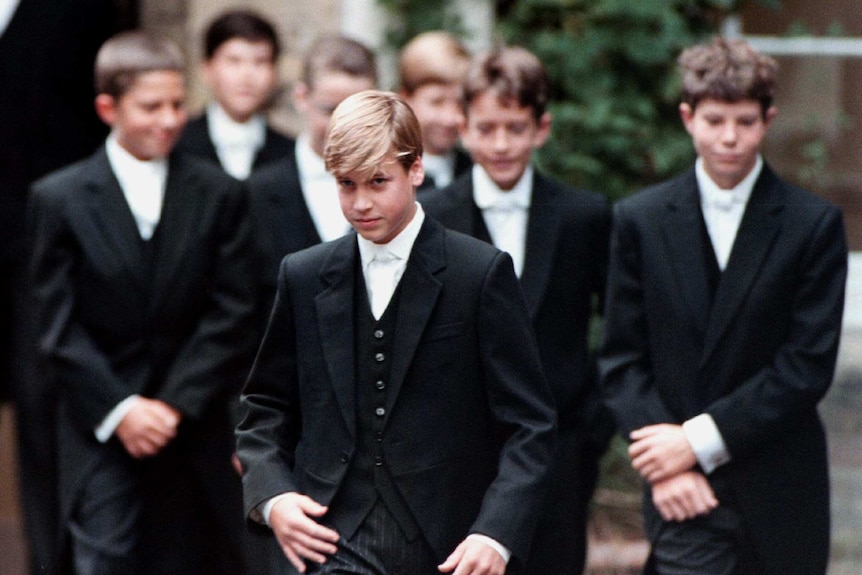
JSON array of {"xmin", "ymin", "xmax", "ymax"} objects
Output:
[{"xmin": 376, "ymin": 0, "xmax": 778, "ymax": 199}]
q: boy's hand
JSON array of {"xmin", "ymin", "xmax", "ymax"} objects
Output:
[
  {"xmin": 270, "ymin": 493, "xmax": 340, "ymax": 573},
  {"xmin": 115, "ymin": 397, "xmax": 181, "ymax": 458},
  {"xmin": 651, "ymin": 470, "xmax": 718, "ymax": 522},
  {"xmin": 438, "ymin": 537, "xmax": 506, "ymax": 575},
  {"xmin": 629, "ymin": 423, "xmax": 697, "ymax": 483}
]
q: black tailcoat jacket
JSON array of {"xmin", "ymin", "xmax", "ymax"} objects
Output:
[
  {"xmin": 237, "ymin": 216, "xmax": 557, "ymax": 564},
  {"xmin": 28, "ymin": 147, "xmax": 257, "ymax": 569},
  {"xmin": 599, "ymin": 164, "xmax": 847, "ymax": 574}
]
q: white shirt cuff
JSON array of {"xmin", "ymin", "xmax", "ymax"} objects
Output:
[
  {"xmin": 682, "ymin": 413, "xmax": 731, "ymax": 474},
  {"xmin": 259, "ymin": 493, "xmax": 292, "ymax": 527},
  {"xmin": 467, "ymin": 533, "xmax": 511, "ymax": 564},
  {"xmin": 94, "ymin": 395, "xmax": 141, "ymax": 443}
]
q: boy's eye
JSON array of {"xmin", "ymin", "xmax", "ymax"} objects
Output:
[{"xmin": 509, "ymin": 123, "xmax": 529, "ymax": 135}]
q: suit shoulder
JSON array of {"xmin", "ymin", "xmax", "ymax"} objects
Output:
[
  {"xmin": 535, "ymin": 173, "xmax": 609, "ymax": 212},
  {"xmin": 247, "ymin": 156, "xmax": 298, "ymax": 192},
  {"xmin": 30, "ymin": 155, "xmax": 96, "ymax": 199},
  {"xmin": 264, "ymin": 126, "xmax": 295, "ymax": 152},
  {"xmin": 443, "ymin": 227, "xmax": 502, "ymax": 265}
]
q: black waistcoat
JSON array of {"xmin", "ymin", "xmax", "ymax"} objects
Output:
[{"xmin": 328, "ymin": 265, "xmax": 421, "ymax": 541}]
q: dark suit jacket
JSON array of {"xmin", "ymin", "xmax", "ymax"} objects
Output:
[
  {"xmin": 236, "ymin": 217, "xmax": 557, "ymax": 563},
  {"xmin": 422, "ymin": 171, "xmax": 611, "ymax": 433},
  {"xmin": 599, "ymin": 164, "xmax": 847, "ymax": 574},
  {"xmin": 174, "ymin": 113, "xmax": 294, "ymax": 177},
  {"xmin": 245, "ymin": 152, "xmax": 323, "ymax": 329},
  {"xmin": 28, "ymin": 147, "xmax": 257, "ymax": 567}
]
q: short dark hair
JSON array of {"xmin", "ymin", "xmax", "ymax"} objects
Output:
[
  {"xmin": 463, "ymin": 45, "xmax": 549, "ymax": 120},
  {"xmin": 302, "ymin": 34, "xmax": 377, "ymax": 90},
  {"xmin": 203, "ymin": 10, "xmax": 280, "ymax": 61},
  {"xmin": 95, "ymin": 31, "xmax": 184, "ymax": 99},
  {"xmin": 679, "ymin": 36, "xmax": 778, "ymax": 116}
]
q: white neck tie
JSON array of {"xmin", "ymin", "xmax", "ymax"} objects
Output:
[{"xmin": 367, "ymin": 250, "xmax": 400, "ymax": 320}]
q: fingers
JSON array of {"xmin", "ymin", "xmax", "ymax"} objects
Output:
[
  {"xmin": 438, "ymin": 542, "xmax": 465, "ymax": 573},
  {"xmin": 271, "ymin": 493, "xmax": 340, "ymax": 571},
  {"xmin": 652, "ymin": 471, "xmax": 719, "ymax": 522}
]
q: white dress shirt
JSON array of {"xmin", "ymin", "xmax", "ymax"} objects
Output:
[
  {"xmin": 472, "ymin": 164, "xmax": 532, "ymax": 278},
  {"xmin": 95, "ymin": 135, "xmax": 170, "ymax": 441},
  {"xmin": 296, "ymin": 134, "xmax": 351, "ymax": 242},
  {"xmin": 422, "ymin": 152, "xmax": 457, "ymax": 189},
  {"xmin": 0, "ymin": 0, "xmax": 19, "ymax": 37},
  {"xmin": 357, "ymin": 204, "xmax": 425, "ymax": 319},
  {"xmin": 682, "ymin": 155, "xmax": 763, "ymax": 474},
  {"xmin": 206, "ymin": 103, "xmax": 266, "ymax": 180},
  {"xmin": 105, "ymin": 133, "xmax": 167, "ymax": 240}
]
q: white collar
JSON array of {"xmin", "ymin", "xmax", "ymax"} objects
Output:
[
  {"xmin": 105, "ymin": 132, "xmax": 168, "ymax": 179},
  {"xmin": 0, "ymin": 0, "xmax": 20, "ymax": 37},
  {"xmin": 696, "ymin": 155, "xmax": 762, "ymax": 211},
  {"xmin": 357, "ymin": 203, "xmax": 425, "ymax": 266},
  {"xmin": 296, "ymin": 132, "xmax": 329, "ymax": 180},
  {"xmin": 472, "ymin": 164, "xmax": 533, "ymax": 210},
  {"xmin": 207, "ymin": 103, "xmax": 265, "ymax": 148}
]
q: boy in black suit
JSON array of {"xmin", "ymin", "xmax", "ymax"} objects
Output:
[
  {"xmin": 397, "ymin": 31, "xmax": 472, "ymax": 192},
  {"xmin": 28, "ymin": 31, "xmax": 255, "ymax": 575},
  {"xmin": 236, "ymin": 90, "xmax": 557, "ymax": 575},
  {"xmin": 599, "ymin": 37, "xmax": 847, "ymax": 574},
  {"xmin": 422, "ymin": 45, "xmax": 613, "ymax": 574},
  {"xmin": 175, "ymin": 9, "xmax": 292, "ymax": 179},
  {"xmin": 245, "ymin": 35, "xmax": 377, "ymax": 330}
]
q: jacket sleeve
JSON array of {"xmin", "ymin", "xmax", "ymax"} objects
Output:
[
  {"xmin": 707, "ymin": 206, "xmax": 847, "ymax": 457},
  {"xmin": 598, "ymin": 202, "xmax": 677, "ymax": 436},
  {"xmin": 468, "ymin": 251, "xmax": 558, "ymax": 562}
]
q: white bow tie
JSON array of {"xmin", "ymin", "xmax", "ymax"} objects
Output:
[{"xmin": 708, "ymin": 191, "xmax": 744, "ymax": 212}]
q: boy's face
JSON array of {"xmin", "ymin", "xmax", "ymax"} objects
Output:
[
  {"xmin": 337, "ymin": 157, "xmax": 423, "ymax": 244},
  {"xmin": 294, "ymin": 73, "xmax": 376, "ymax": 157},
  {"xmin": 96, "ymin": 70, "xmax": 187, "ymax": 161},
  {"xmin": 203, "ymin": 38, "xmax": 277, "ymax": 124},
  {"xmin": 402, "ymin": 83, "xmax": 464, "ymax": 156},
  {"xmin": 461, "ymin": 92, "xmax": 550, "ymax": 191},
  {"xmin": 680, "ymin": 98, "xmax": 776, "ymax": 190}
]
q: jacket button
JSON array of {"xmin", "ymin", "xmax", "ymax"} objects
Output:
[
  {"xmin": 374, "ymin": 456, "xmax": 383, "ymax": 466},
  {"xmin": 375, "ymin": 380, "xmax": 385, "ymax": 390},
  {"xmin": 375, "ymin": 352, "xmax": 385, "ymax": 362},
  {"xmin": 374, "ymin": 329, "xmax": 384, "ymax": 339},
  {"xmin": 340, "ymin": 452, "xmax": 349, "ymax": 463},
  {"xmin": 375, "ymin": 407, "xmax": 385, "ymax": 417}
]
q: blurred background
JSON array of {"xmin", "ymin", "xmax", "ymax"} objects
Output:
[{"xmin": 2, "ymin": 1, "xmax": 861, "ymax": 573}]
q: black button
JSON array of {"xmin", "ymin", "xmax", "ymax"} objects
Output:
[
  {"xmin": 375, "ymin": 432, "xmax": 383, "ymax": 442},
  {"xmin": 340, "ymin": 452, "xmax": 349, "ymax": 463},
  {"xmin": 375, "ymin": 380, "xmax": 385, "ymax": 390},
  {"xmin": 375, "ymin": 407, "xmax": 385, "ymax": 417},
  {"xmin": 374, "ymin": 456, "xmax": 383, "ymax": 466},
  {"xmin": 374, "ymin": 329, "xmax": 384, "ymax": 339},
  {"xmin": 375, "ymin": 352, "xmax": 385, "ymax": 362}
]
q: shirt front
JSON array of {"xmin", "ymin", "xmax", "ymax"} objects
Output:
[
  {"xmin": 296, "ymin": 133, "xmax": 351, "ymax": 242},
  {"xmin": 473, "ymin": 164, "xmax": 532, "ymax": 278},
  {"xmin": 357, "ymin": 203, "xmax": 425, "ymax": 319},
  {"xmin": 697, "ymin": 154, "xmax": 762, "ymax": 270},
  {"xmin": 0, "ymin": 0, "xmax": 20, "ymax": 37},
  {"xmin": 422, "ymin": 152, "xmax": 456, "ymax": 189},
  {"xmin": 105, "ymin": 133, "xmax": 168, "ymax": 241},
  {"xmin": 206, "ymin": 103, "xmax": 265, "ymax": 180}
]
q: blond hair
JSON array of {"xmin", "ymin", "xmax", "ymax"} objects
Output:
[
  {"xmin": 324, "ymin": 90, "xmax": 422, "ymax": 179},
  {"xmin": 95, "ymin": 31, "xmax": 185, "ymax": 99},
  {"xmin": 398, "ymin": 31, "xmax": 470, "ymax": 93},
  {"xmin": 679, "ymin": 37, "xmax": 777, "ymax": 116}
]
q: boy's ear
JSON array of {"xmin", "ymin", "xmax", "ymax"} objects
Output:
[
  {"xmin": 534, "ymin": 112, "xmax": 552, "ymax": 147},
  {"xmin": 94, "ymin": 94, "xmax": 117, "ymax": 126},
  {"xmin": 409, "ymin": 157, "xmax": 425, "ymax": 188},
  {"xmin": 679, "ymin": 102, "xmax": 695, "ymax": 134},
  {"xmin": 764, "ymin": 105, "xmax": 778, "ymax": 127}
]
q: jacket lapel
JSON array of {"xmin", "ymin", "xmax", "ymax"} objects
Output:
[
  {"xmin": 385, "ymin": 218, "xmax": 445, "ymax": 417},
  {"xmin": 315, "ymin": 236, "xmax": 359, "ymax": 438},
  {"xmin": 701, "ymin": 166, "xmax": 784, "ymax": 366},
  {"xmin": 519, "ymin": 174, "xmax": 559, "ymax": 319},
  {"xmin": 148, "ymin": 155, "xmax": 200, "ymax": 313},
  {"xmin": 84, "ymin": 148, "xmax": 148, "ymax": 289},
  {"xmin": 660, "ymin": 170, "xmax": 713, "ymax": 337}
]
